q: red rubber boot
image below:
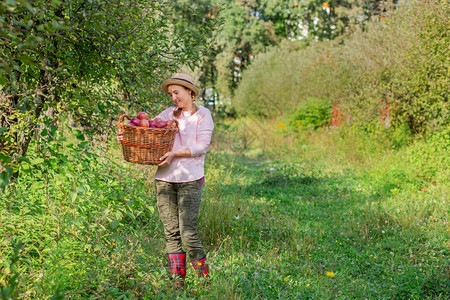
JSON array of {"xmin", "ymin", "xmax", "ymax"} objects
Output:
[{"xmin": 167, "ymin": 253, "xmax": 186, "ymax": 289}]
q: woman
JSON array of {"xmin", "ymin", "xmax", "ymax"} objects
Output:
[{"xmin": 154, "ymin": 73, "xmax": 214, "ymax": 288}]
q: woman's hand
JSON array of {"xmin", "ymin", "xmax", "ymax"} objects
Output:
[
  {"xmin": 116, "ymin": 130, "xmax": 123, "ymax": 143},
  {"xmin": 157, "ymin": 147, "xmax": 192, "ymax": 167},
  {"xmin": 158, "ymin": 151, "xmax": 175, "ymax": 166}
]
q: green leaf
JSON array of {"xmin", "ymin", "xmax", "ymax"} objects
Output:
[
  {"xmin": 0, "ymin": 153, "xmax": 11, "ymax": 163},
  {"xmin": 73, "ymin": 130, "xmax": 85, "ymax": 141},
  {"xmin": 78, "ymin": 141, "xmax": 89, "ymax": 149},
  {"xmin": 0, "ymin": 166, "xmax": 13, "ymax": 190},
  {"xmin": 31, "ymin": 158, "xmax": 44, "ymax": 165},
  {"xmin": 70, "ymin": 192, "xmax": 77, "ymax": 202},
  {"xmin": 110, "ymin": 220, "xmax": 120, "ymax": 229},
  {"xmin": 17, "ymin": 55, "xmax": 35, "ymax": 64},
  {"xmin": 30, "ymin": 181, "xmax": 45, "ymax": 189}
]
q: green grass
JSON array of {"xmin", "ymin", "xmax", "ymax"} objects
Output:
[{"xmin": 1, "ymin": 122, "xmax": 449, "ymax": 299}]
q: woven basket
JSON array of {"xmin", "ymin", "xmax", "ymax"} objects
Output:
[{"xmin": 118, "ymin": 114, "xmax": 178, "ymax": 165}]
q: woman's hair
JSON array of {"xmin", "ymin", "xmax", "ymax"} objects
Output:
[{"xmin": 173, "ymin": 87, "xmax": 198, "ymax": 119}]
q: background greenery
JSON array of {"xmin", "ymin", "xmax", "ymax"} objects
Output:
[
  {"xmin": 1, "ymin": 0, "xmax": 449, "ymax": 298},
  {"xmin": 233, "ymin": 0, "xmax": 448, "ymax": 134}
]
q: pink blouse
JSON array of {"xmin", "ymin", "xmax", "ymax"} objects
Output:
[{"xmin": 153, "ymin": 105, "xmax": 214, "ymax": 183}]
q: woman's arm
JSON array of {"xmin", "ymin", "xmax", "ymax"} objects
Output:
[
  {"xmin": 157, "ymin": 147, "xmax": 191, "ymax": 167},
  {"xmin": 188, "ymin": 109, "xmax": 214, "ymax": 157},
  {"xmin": 157, "ymin": 107, "xmax": 214, "ymax": 166},
  {"xmin": 154, "ymin": 107, "xmax": 175, "ymax": 121}
]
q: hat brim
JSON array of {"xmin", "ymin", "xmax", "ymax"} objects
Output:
[{"xmin": 162, "ymin": 78, "xmax": 199, "ymax": 96}]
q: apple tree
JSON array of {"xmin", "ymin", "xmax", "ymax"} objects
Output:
[{"xmin": 0, "ymin": 0, "xmax": 214, "ymax": 186}]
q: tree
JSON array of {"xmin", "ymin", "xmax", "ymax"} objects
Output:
[
  {"xmin": 172, "ymin": 0, "xmax": 398, "ymax": 100},
  {"xmin": 0, "ymin": 0, "xmax": 213, "ymax": 186}
]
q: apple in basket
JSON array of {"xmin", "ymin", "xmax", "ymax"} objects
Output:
[
  {"xmin": 140, "ymin": 119, "xmax": 150, "ymax": 127},
  {"xmin": 149, "ymin": 119, "xmax": 157, "ymax": 128},
  {"xmin": 137, "ymin": 112, "xmax": 149, "ymax": 120},
  {"xmin": 130, "ymin": 117, "xmax": 140, "ymax": 126},
  {"xmin": 156, "ymin": 120, "xmax": 167, "ymax": 128}
]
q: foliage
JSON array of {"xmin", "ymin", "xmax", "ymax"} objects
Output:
[
  {"xmin": 1, "ymin": 118, "xmax": 449, "ymax": 298},
  {"xmin": 174, "ymin": 0, "xmax": 395, "ymax": 98},
  {"xmin": 0, "ymin": 0, "xmax": 448, "ymax": 298},
  {"xmin": 233, "ymin": 40, "xmax": 332, "ymax": 117},
  {"xmin": 383, "ymin": 0, "xmax": 449, "ymax": 133},
  {"xmin": 286, "ymin": 97, "xmax": 332, "ymax": 130},
  {"xmin": 232, "ymin": 0, "xmax": 448, "ymax": 136},
  {"xmin": 0, "ymin": 0, "xmax": 214, "ymax": 185},
  {"xmin": 1, "ymin": 131, "xmax": 163, "ymax": 298}
]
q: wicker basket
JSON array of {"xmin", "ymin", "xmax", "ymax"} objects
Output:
[{"xmin": 117, "ymin": 114, "xmax": 178, "ymax": 165}]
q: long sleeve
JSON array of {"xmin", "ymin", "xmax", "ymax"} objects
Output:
[
  {"xmin": 189, "ymin": 109, "xmax": 214, "ymax": 157},
  {"xmin": 155, "ymin": 107, "xmax": 175, "ymax": 121},
  {"xmin": 154, "ymin": 106, "xmax": 214, "ymax": 183}
]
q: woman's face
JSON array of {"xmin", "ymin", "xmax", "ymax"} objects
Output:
[{"xmin": 168, "ymin": 85, "xmax": 194, "ymax": 111}]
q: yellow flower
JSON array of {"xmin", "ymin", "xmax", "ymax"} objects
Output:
[
  {"xmin": 326, "ymin": 271, "xmax": 335, "ymax": 278},
  {"xmin": 197, "ymin": 262, "xmax": 202, "ymax": 266},
  {"xmin": 277, "ymin": 122, "xmax": 287, "ymax": 130},
  {"xmin": 322, "ymin": 2, "xmax": 330, "ymax": 8}
]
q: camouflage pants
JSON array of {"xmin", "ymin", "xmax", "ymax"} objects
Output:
[{"xmin": 155, "ymin": 179, "xmax": 206, "ymax": 261}]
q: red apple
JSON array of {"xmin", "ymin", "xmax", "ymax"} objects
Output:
[
  {"xmin": 149, "ymin": 119, "xmax": 157, "ymax": 128},
  {"xmin": 128, "ymin": 121, "xmax": 136, "ymax": 126},
  {"xmin": 131, "ymin": 117, "xmax": 141, "ymax": 126},
  {"xmin": 156, "ymin": 120, "xmax": 167, "ymax": 128},
  {"xmin": 139, "ymin": 119, "xmax": 149, "ymax": 127},
  {"xmin": 137, "ymin": 112, "xmax": 149, "ymax": 120},
  {"xmin": 153, "ymin": 117, "xmax": 162, "ymax": 123}
]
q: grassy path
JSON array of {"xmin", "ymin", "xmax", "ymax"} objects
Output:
[
  {"xmin": 1, "ymin": 129, "xmax": 448, "ymax": 299},
  {"xmin": 197, "ymin": 152, "xmax": 449, "ymax": 299}
]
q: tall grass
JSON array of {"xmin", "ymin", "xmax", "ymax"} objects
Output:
[
  {"xmin": 1, "ymin": 118, "xmax": 449, "ymax": 298},
  {"xmin": 204, "ymin": 119, "xmax": 449, "ymax": 298}
]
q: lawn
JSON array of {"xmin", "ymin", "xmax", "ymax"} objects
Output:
[{"xmin": 1, "ymin": 122, "xmax": 449, "ymax": 299}]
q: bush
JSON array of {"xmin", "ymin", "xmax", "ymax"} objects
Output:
[
  {"xmin": 287, "ymin": 97, "xmax": 332, "ymax": 130},
  {"xmin": 384, "ymin": 0, "xmax": 449, "ymax": 134},
  {"xmin": 232, "ymin": 0, "xmax": 449, "ymax": 135}
]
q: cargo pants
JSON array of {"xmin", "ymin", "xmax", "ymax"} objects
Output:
[{"xmin": 155, "ymin": 179, "xmax": 206, "ymax": 261}]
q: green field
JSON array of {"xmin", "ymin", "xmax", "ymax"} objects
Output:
[
  {"xmin": 1, "ymin": 121, "xmax": 449, "ymax": 299},
  {"xmin": 1, "ymin": 0, "xmax": 449, "ymax": 298}
]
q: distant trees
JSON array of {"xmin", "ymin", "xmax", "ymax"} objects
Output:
[
  {"xmin": 173, "ymin": 0, "xmax": 397, "ymax": 99},
  {"xmin": 233, "ymin": 0, "xmax": 449, "ymax": 135}
]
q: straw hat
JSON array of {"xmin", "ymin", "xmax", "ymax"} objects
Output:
[{"xmin": 162, "ymin": 73, "xmax": 199, "ymax": 96}]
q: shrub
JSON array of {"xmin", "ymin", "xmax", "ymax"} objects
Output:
[
  {"xmin": 232, "ymin": 0, "xmax": 448, "ymax": 135},
  {"xmin": 287, "ymin": 97, "xmax": 332, "ymax": 130}
]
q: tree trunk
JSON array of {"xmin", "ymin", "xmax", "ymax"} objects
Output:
[{"xmin": 11, "ymin": 68, "xmax": 51, "ymax": 179}]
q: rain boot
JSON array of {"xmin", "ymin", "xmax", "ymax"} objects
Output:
[
  {"xmin": 191, "ymin": 256, "xmax": 210, "ymax": 288},
  {"xmin": 167, "ymin": 253, "xmax": 186, "ymax": 289}
]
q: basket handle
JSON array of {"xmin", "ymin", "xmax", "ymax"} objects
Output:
[
  {"xmin": 118, "ymin": 114, "xmax": 131, "ymax": 130},
  {"xmin": 171, "ymin": 119, "xmax": 179, "ymax": 129},
  {"xmin": 162, "ymin": 119, "xmax": 179, "ymax": 134}
]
